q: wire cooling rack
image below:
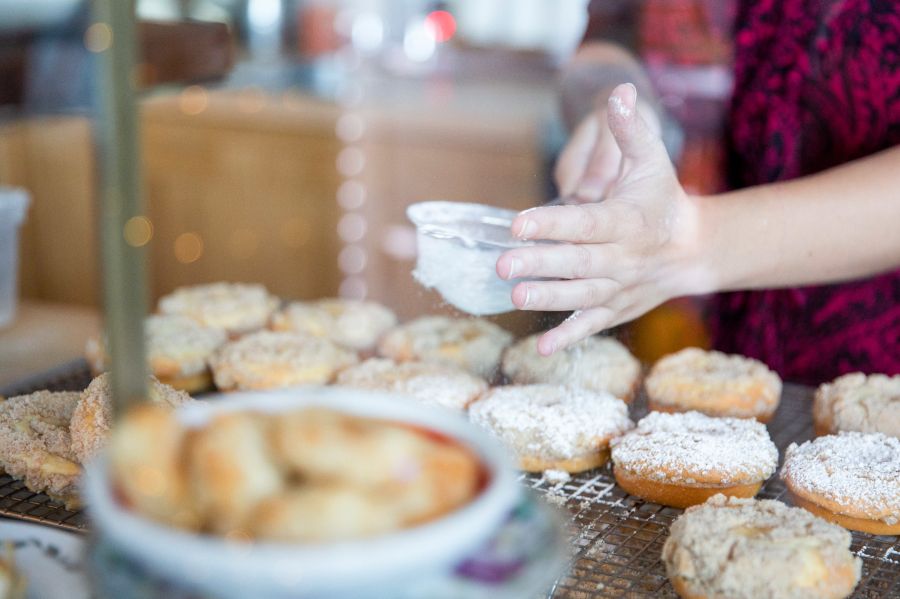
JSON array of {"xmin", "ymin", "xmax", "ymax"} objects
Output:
[
  {"xmin": 524, "ymin": 384, "xmax": 900, "ymax": 598},
  {"xmin": 1, "ymin": 363, "xmax": 898, "ymax": 597}
]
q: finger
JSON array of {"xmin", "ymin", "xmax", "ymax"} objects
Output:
[
  {"xmin": 573, "ymin": 129, "xmax": 621, "ymax": 202},
  {"xmin": 510, "ymin": 203, "xmax": 641, "ymax": 244},
  {"xmin": 554, "ymin": 117, "xmax": 598, "ymax": 198},
  {"xmin": 536, "ymin": 307, "xmax": 616, "ymax": 355},
  {"xmin": 497, "ymin": 243, "xmax": 619, "ymax": 280},
  {"xmin": 606, "ymin": 83, "xmax": 669, "ymax": 165},
  {"xmin": 511, "ymin": 278, "xmax": 621, "ymax": 311}
]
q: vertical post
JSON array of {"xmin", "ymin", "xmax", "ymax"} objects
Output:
[{"xmin": 92, "ymin": 0, "xmax": 148, "ymax": 413}]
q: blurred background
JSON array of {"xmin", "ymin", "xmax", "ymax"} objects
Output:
[{"xmin": 0, "ymin": 0, "xmax": 729, "ymax": 384}]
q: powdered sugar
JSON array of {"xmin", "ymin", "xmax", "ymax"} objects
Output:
[
  {"xmin": 335, "ymin": 358, "xmax": 487, "ymax": 410},
  {"xmin": 468, "ymin": 385, "xmax": 632, "ymax": 462},
  {"xmin": 782, "ymin": 432, "xmax": 900, "ymax": 524},
  {"xmin": 813, "ymin": 373, "xmax": 900, "ymax": 437},
  {"xmin": 610, "ymin": 411, "xmax": 778, "ymax": 485}
]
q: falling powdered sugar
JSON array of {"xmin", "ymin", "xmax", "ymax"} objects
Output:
[{"xmin": 781, "ymin": 432, "xmax": 900, "ymax": 525}]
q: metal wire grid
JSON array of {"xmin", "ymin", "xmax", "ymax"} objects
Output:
[
  {"xmin": 524, "ymin": 384, "xmax": 900, "ymax": 598},
  {"xmin": 1, "ymin": 363, "xmax": 898, "ymax": 597}
]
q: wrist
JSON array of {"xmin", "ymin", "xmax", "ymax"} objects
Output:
[{"xmin": 659, "ymin": 193, "xmax": 719, "ymax": 298}]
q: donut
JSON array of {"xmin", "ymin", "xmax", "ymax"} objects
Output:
[
  {"xmin": 187, "ymin": 412, "xmax": 284, "ymax": 534},
  {"xmin": 663, "ymin": 494, "xmax": 861, "ymax": 599},
  {"xmin": 209, "ymin": 330, "xmax": 358, "ymax": 391},
  {"xmin": 376, "ymin": 316, "xmax": 513, "ymax": 379},
  {"xmin": 270, "ymin": 298, "xmax": 397, "ymax": 352},
  {"xmin": 501, "ymin": 334, "xmax": 641, "ymax": 402},
  {"xmin": 84, "ymin": 314, "xmax": 227, "ymax": 393},
  {"xmin": 610, "ymin": 411, "xmax": 778, "ymax": 508},
  {"xmin": 157, "ymin": 282, "xmax": 279, "ymax": 337},
  {"xmin": 109, "ymin": 404, "xmax": 199, "ymax": 530},
  {"xmin": 781, "ymin": 432, "xmax": 900, "ymax": 535},
  {"xmin": 813, "ymin": 372, "xmax": 900, "ymax": 438},
  {"xmin": 468, "ymin": 384, "xmax": 632, "ymax": 473},
  {"xmin": 335, "ymin": 358, "xmax": 487, "ymax": 410},
  {"xmin": 70, "ymin": 373, "xmax": 193, "ymax": 464},
  {"xmin": 645, "ymin": 348, "xmax": 782, "ymax": 422},
  {"xmin": 0, "ymin": 391, "xmax": 81, "ymax": 508}
]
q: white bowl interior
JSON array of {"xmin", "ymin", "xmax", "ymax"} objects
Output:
[{"xmin": 85, "ymin": 386, "xmax": 520, "ymax": 598}]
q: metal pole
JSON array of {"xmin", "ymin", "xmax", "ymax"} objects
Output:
[{"xmin": 92, "ymin": 0, "xmax": 148, "ymax": 413}]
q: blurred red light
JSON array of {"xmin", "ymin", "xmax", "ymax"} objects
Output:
[{"xmin": 425, "ymin": 10, "xmax": 456, "ymax": 43}]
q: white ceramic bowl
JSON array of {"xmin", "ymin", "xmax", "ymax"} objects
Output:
[{"xmin": 84, "ymin": 387, "xmax": 520, "ymax": 599}]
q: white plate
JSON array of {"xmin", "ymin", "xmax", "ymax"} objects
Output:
[{"xmin": 0, "ymin": 519, "xmax": 88, "ymax": 599}]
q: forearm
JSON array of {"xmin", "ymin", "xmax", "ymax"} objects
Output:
[{"xmin": 684, "ymin": 146, "xmax": 900, "ymax": 294}]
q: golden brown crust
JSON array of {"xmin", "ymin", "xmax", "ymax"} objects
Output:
[
  {"xmin": 519, "ymin": 449, "xmax": 610, "ymax": 474},
  {"xmin": 786, "ymin": 490, "xmax": 900, "ymax": 536},
  {"xmin": 645, "ymin": 348, "xmax": 781, "ymax": 421},
  {"xmin": 614, "ymin": 468, "xmax": 762, "ymax": 508}
]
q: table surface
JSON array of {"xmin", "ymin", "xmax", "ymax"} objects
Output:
[{"xmin": 0, "ymin": 301, "xmax": 99, "ymax": 388}]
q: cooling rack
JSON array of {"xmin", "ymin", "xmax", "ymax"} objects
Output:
[{"xmin": 2, "ymin": 362, "xmax": 898, "ymax": 597}]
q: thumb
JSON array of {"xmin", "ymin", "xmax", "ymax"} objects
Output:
[{"xmin": 606, "ymin": 83, "xmax": 668, "ymax": 165}]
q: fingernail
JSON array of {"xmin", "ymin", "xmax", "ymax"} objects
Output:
[
  {"xmin": 517, "ymin": 219, "xmax": 538, "ymax": 240},
  {"xmin": 522, "ymin": 286, "xmax": 531, "ymax": 307},
  {"xmin": 625, "ymin": 82, "xmax": 637, "ymax": 104},
  {"xmin": 506, "ymin": 257, "xmax": 521, "ymax": 279}
]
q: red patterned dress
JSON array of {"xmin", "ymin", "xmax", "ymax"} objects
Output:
[{"xmin": 713, "ymin": 0, "xmax": 900, "ymax": 383}]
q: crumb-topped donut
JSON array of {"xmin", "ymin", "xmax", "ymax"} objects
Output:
[
  {"xmin": 813, "ymin": 373, "xmax": 900, "ymax": 438},
  {"xmin": 209, "ymin": 331, "xmax": 358, "ymax": 391},
  {"xmin": 270, "ymin": 298, "xmax": 397, "ymax": 352},
  {"xmin": 645, "ymin": 348, "xmax": 782, "ymax": 422},
  {"xmin": 501, "ymin": 334, "xmax": 641, "ymax": 402},
  {"xmin": 377, "ymin": 316, "xmax": 513, "ymax": 379},
  {"xmin": 781, "ymin": 432, "xmax": 900, "ymax": 535},
  {"xmin": 468, "ymin": 384, "xmax": 632, "ymax": 473},
  {"xmin": 85, "ymin": 314, "xmax": 227, "ymax": 393},
  {"xmin": 0, "ymin": 391, "xmax": 81, "ymax": 508},
  {"xmin": 663, "ymin": 494, "xmax": 861, "ymax": 599},
  {"xmin": 335, "ymin": 358, "xmax": 487, "ymax": 410},
  {"xmin": 611, "ymin": 411, "xmax": 778, "ymax": 508},
  {"xmin": 70, "ymin": 373, "xmax": 193, "ymax": 465},
  {"xmin": 157, "ymin": 282, "xmax": 279, "ymax": 336}
]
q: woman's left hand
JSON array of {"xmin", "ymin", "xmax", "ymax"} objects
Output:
[{"xmin": 496, "ymin": 83, "xmax": 702, "ymax": 355}]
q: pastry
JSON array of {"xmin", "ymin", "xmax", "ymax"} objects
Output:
[
  {"xmin": 209, "ymin": 331, "xmax": 358, "ymax": 391},
  {"xmin": 85, "ymin": 314, "xmax": 227, "ymax": 393},
  {"xmin": 0, "ymin": 391, "xmax": 81, "ymax": 508},
  {"xmin": 157, "ymin": 282, "xmax": 279, "ymax": 336},
  {"xmin": 813, "ymin": 372, "xmax": 900, "ymax": 438},
  {"xmin": 377, "ymin": 316, "xmax": 513, "ymax": 379},
  {"xmin": 645, "ymin": 348, "xmax": 782, "ymax": 422},
  {"xmin": 610, "ymin": 411, "xmax": 778, "ymax": 508},
  {"xmin": 781, "ymin": 432, "xmax": 900, "ymax": 535},
  {"xmin": 663, "ymin": 494, "xmax": 861, "ymax": 599},
  {"xmin": 335, "ymin": 358, "xmax": 487, "ymax": 410},
  {"xmin": 270, "ymin": 298, "xmax": 397, "ymax": 352},
  {"xmin": 70, "ymin": 373, "xmax": 193, "ymax": 464},
  {"xmin": 501, "ymin": 334, "xmax": 641, "ymax": 402},
  {"xmin": 468, "ymin": 384, "xmax": 632, "ymax": 473}
]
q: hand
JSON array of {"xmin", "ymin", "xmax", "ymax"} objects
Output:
[
  {"xmin": 497, "ymin": 83, "xmax": 700, "ymax": 355},
  {"xmin": 555, "ymin": 89, "xmax": 663, "ymax": 204}
]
